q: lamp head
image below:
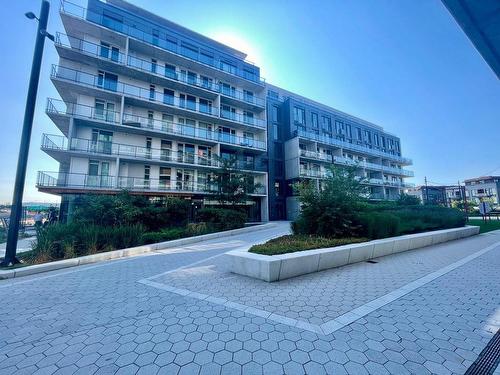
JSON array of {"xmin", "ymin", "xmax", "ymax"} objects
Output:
[{"xmin": 25, "ymin": 12, "xmax": 38, "ymax": 20}]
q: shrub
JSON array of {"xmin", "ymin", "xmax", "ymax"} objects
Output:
[
  {"xmin": 197, "ymin": 208, "xmax": 247, "ymax": 230},
  {"xmin": 357, "ymin": 212, "xmax": 401, "ymax": 239},
  {"xmin": 141, "ymin": 228, "xmax": 187, "ymax": 244},
  {"xmin": 72, "ymin": 192, "xmax": 190, "ymax": 231},
  {"xmin": 396, "ymin": 193, "xmax": 421, "ymax": 206}
]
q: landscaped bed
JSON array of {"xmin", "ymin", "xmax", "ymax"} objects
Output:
[
  {"xmin": 470, "ymin": 220, "xmax": 500, "ymax": 234},
  {"xmin": 249, "ymin": 235, "xmax": 367, "ymax": 255}
]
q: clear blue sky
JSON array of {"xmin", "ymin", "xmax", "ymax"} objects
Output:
[{"xmin": 0, "ymin": 0, "xmax": 499, "ymax": 203}]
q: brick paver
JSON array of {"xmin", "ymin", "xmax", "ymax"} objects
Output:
[{"xmin": 0, "ymin": 226, "xmax": 499, "ymax": 374}]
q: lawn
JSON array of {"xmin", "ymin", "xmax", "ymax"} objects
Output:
[
  {"xmin": 469, "ymin": 220, "xmax": 500, "ymax": 234},
  {"xmin": 249, "ymin": 235, "xmax": 367, "ymax": 255}
]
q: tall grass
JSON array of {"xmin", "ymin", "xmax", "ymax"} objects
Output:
[{"xmin": 23, "ymin": 223, "xmax": 144, "ymax": 264}]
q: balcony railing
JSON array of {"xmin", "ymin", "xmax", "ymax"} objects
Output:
[
  {"xmin": 37, "ymin": 171, "xmax": 266, "ymax": 195},
  {"xmin": 296, "ymin": 129, "xmax": 412, "ymax": 165},
  {"xmin": 41, "ymin": 134, "xmax": 266, "ymax": 172},
  {"xmin": 299, "ymin": 149, "xmax": 333, "ymax": 162},
  {"xmin": 55, "ymin": 33, "xmax": 266, "ymax": 108},
  {"xmin": 60, "ymin": 0, "xmax": 265, "ymax": 85},
  {"xmin": 46, "ymin": 98, "xmax": 267, "ymax": 151},
  {"xmin": 333, "ymin": 156, "xmax": 414, "ymax": 177},
  {"xmin": 51, "ymin": 65, "xmax": 266, "ymax": 128}
]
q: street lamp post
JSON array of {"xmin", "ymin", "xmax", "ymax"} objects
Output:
[{"xmin": 1, "ymin": 0, "xmax": 53, "ymax": 267}]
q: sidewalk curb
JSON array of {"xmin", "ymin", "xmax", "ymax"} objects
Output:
[{"xmin": 0, "ymin": 223, "xmax": 278, "ymax": 280}]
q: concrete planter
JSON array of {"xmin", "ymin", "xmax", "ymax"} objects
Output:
[{"xmin": 225, "ymin": 226, "xmax": 480, "ymax": 282}]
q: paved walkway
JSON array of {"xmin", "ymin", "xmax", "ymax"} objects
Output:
[{"xmin": 0, "ymin": 224, "xmax": 498, "ymax": 375}]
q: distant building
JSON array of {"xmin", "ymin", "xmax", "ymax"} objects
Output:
[
  {"xmin": 464, "ymin": 176, "xmax": 500, "ymax": 204},
  {"xmin": 406, "ymin": 185, "xmax": 464, "ymax": 206},
  {"xmin": 442, "ymin": 0, "xmax": 500, "ymax": 79}
]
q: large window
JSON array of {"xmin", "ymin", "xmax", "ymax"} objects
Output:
[
  {"xmin": 271, "ymin": 106, "xmax": 279, "ymax": 122},
  {"xmin": 322, "ymin": 116, "xmax": 332, "ymax": 133},
  {"xmin": 293, "ymin": 107, "xmax": 305, "ymax": 124},
  {"xmin": 311, "ymin": 113, "xmax": 319, "ymax": 128}
]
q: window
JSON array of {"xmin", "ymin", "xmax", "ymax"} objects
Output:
[
  {"xmin": 220, "ymin": 82, "xmax": 236, "ymax": 97},
  {"xmin": 149, "ymin": 85, "xmax": 156, "ymax": 101},
  {"xmin": 271, "ymin": 106, "xmax": 279, "ymax": 122},
  {"xmin": 181, "ymin": 42, "xmax": 198, "ymax": 60},
  {"xmin": 97, "ymin": 71, "xmax": 118, "ymax": 91},
  {"xmin": 293, "ymin": 107, "xmax": 305, "ymax": 124},
  {"xmin": 268, "ymin": 90, "xmax": 279, "ymax": 99},
  {"xmin": 159, "ymin": 167, "xmax": 171, "ymax": 188},
  {"xmin": 199, "ymin": 98, "xmax": 212, "ymax": 114},
  {"xmin": 147, "ymin": 111, "xmax": 154, "ymax": 128},
  {"xmin": 200, "ymin": 76, "xmax": 213, "ymax": 90},
  {"xmin": 273, "ymin": 124, "xmax": 280, "ymax": 141},
  {"xmin": 164, "ymin": 64, "xmax": 176, "ymax": 79},
  {"xmin": 356, "ymin": 128, "xmax": 362, "ymax": 140},
  {"xmin": 200, "ymin": 51, "xmax": 214, "ymax": 65},
  {"xmin": 187, "ymin": 71, "xmax": 197, "ymax": 85},
  {"xmin": 163, "ymin": 89, "xmax": 174, "ymax": 105},
  {"xmin": 220, "ymin": 60, "xmax": 237, "ymax": 75},
  {"xmin": 311, "ymin": 113, "xmax": 319, "ymax": 128},
  {"xmin": 152, "ymin": 29, "xmax": 159, "ymax": 46},
  {"xmin": 274, "ymin": 181, "xmax": 281, "ymax": 196},
  {"xmin": 243, "ymin": 111, "xmax": 254, "ymax": 124},
  {"xmin": 346, "ymin": 124, "xmax": 352, "ymax": 139},
  {"xmin": 151, "ymin": 59, "xmax": 157, "ymax": 74},
  {"xmin": 335, "ymin": 120, "xmax": 343, "ymax": 134},
  {"xmin": 145, "ymin": 138, "xmax": 152, "ymax": 159},
  {"xmin": 99, "ymin": 42, "xmax": 110, "ymax": 59},
  {"xmin": 244, "ymin": 90, "xmax": 254, "ymax": 103},
  {"xmin": 322, "ymin": 116, "xmax": 332, "ymax": 133}
]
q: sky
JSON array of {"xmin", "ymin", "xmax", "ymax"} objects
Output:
[{"xmin": 0, "ymin": 0, "xmax": 499, "ymax": 203}]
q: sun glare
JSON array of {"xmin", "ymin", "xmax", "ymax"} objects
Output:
[{"xmin": 208, "ymin": 30, "xmax": 263, "ymax": 67}]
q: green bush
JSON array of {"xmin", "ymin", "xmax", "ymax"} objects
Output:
[
  {"xmin": 141, "ymin": 228, "xmax": 187, "ymax": 244},
  {"xmin": 357, "ymin": 212, "xmax": 401, "ymax": 239},
  {"xmin": 23, "ymin": 223, "xmax": 145, "ymax": 264},
  {"xmin": 72, "ymin": 192, "xmax": 190, "ymax": 231},
  {"xmin": 197, "ymin": 208, "xmax": 247, "ymax": 230},
  {"xmin": 249, "ymin": 235, "xmax": 366, "ymax": 255}
]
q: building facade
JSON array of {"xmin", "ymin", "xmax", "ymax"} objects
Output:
[
  {"xmin": 38, "ymin": 0, "xmax": 413, "ymax": 222},
  {"xmin": 266, "ymin": 86, "xmax": 413, "ymax": 220},
  {"xmin": 464, "ymin": 176, "xmax": 500, "ymax": 204}
]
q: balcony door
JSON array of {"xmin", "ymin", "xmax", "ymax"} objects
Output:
[
  {"xmin": 97, "ymin": 70, "xmax": 118, "ymax": 92},
  {"xmin": 88, "ymin": 160, "xmax": 111, "ymax": 187},
  {"xmin": 160, "ymin": 140, "xmax": 172, "ymax": 161},
  {"xmin": 217, "ymin": 126, "xmax": 235, "ymax": 144},
  {"xmin": 176, "ymin": 169, "xmax": 194, "ymax": 191},
  {"xmin": 94, "ymin": 99, "xmax": 115, "ymax": 123},
  {"xmin": 91, "ymin": 129, "xmax": 113, "ymax": 155},
  {"xmin": 159, "ymin": 167, "xmax": 171, "ymax": 189}
]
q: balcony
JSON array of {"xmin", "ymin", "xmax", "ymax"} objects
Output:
[
  {"xmin": 299, "ymin": 149, "xmax": 333, "ymax": 162},
  {"xmin": 37, "ymin": 171, "xmax": 266, "ymax": 195},
  {"xmin": 296, "ymin": 130, "xmax": 412, "ymax": 165},
  {"xmin": 332, "ymin": 156, "xmax": 414, "ymax": 177},
  {"xmin": 55, "ymin": 33, "xmax": 265, "ymax": 109},
  {"xmin": 59, "ymin": 0, "xmax": 265, "ymax": 86},
  {"xmin": 46, "ymin": 98, "xmax": 267, "ymax": 151},
  {"xmin": 51, "ymin": 65, "xmax": 266, "ymax": 129},
  {"xmin": 41, "ymin": 134, "xmax": 266, "ymax": 172},
  {"xmin": 299, "ymin": 168, "xmax": 327, "ymax": 179}
]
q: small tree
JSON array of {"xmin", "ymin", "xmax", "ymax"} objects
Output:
[
  {"xmin": 292, "ymin": 164, "xmax": 367, "ymax": 237},
  {"xmin": 209, "ymin": 156, "xmax": 261, "ymax": 209}
]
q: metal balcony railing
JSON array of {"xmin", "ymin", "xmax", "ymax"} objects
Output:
[
  {"xmin": 46, "ymin": 98, "xmax": 267, "ymax": 151},
  {"xmin": 41, "ymin": 134, "xmax": 266, "ymax": 172},
  {"xmin": 296, "ymin": 129, "xmax": 413, "ymax": 165},
  {"xmin": 55, "ymin": 33, "xmax": 266, "ymax": 108},
  {"xmin": 299, "ymin": 149, "xmax": 333, "ymax": 162},
  {"xmin": 60, "ymin": 0, "xmax": 265, "ymax": 85},
  {"xmin": 37, "ymin": 171, "xmax": 266, "ymax": 195},
  {"xmin": 332, "ymin": 156, "xmax": 414, "ymax": 177},
  {"xmin": 51, "ymin": 65, "xmax": 266, "ymax": 129}
]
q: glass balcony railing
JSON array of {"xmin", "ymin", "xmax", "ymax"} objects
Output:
[
  {"xmin": 299, "ymin": 149, "xmax": 333, "ymax": 162},
  {"xmin": 332, "ymin": 156, "xmax": 414, "ymax": 177},
  {"xmin": 55, "ymin": 33, "xmax": 266, "ymax": 108},
  {"xmin": 296, "ymin": 129, "xmax": 412, "ymax": 165},
  {"xmin": 37, "ymin": 171, "xmax": 266, "ymax": 195},
  {"xmin": 46, "ymin": 98, "xmax": 267, "ymax": 151},
  {"xmin": 41, "ymin": 134, "xmax": 266, "ymax": 172},
  {"xmin": 60, "ymin": 0, "xmax": 265, "ymax": 85},
  {"xmin": 51, "ymin": 65, "xmax": 266, "ymax": 128}
]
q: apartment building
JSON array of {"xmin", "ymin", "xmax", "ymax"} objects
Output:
[
  {"xmin": 266, "ymin": 86, "xmax": 413, "ymax": 220},
  {"xmin": 465, "ymin": 176, "xmax": 500, "ymax": 204},
  {"xmin": 38, "ymin": 0, "xmax": 269, "ymax": 222},
  {"xmin": 37, "ymin": 0, "xmax": 413, "ymax": 222}
]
